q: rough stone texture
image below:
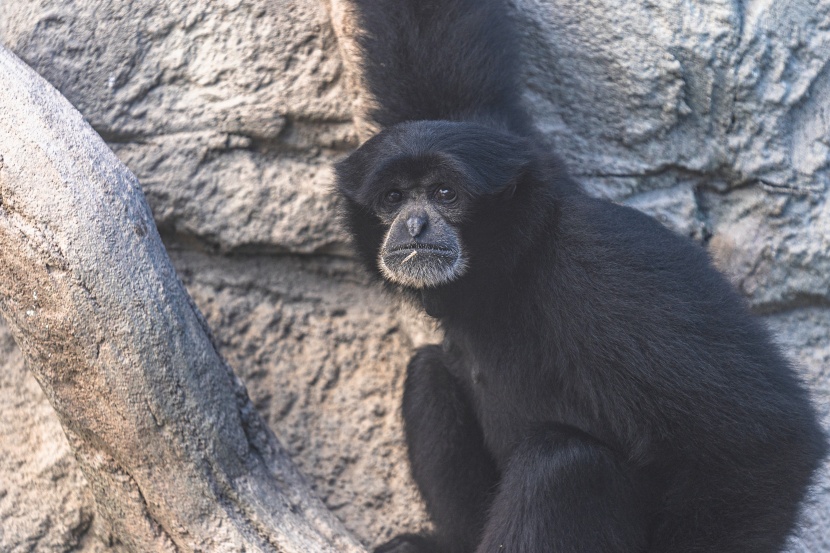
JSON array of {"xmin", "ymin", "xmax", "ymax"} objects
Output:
[
  {"xmin": 169, "ymin": 248, "xmax": 429, "ymax": 547},
  {"xmin": 767, "ymin": 308, "xmax": 830, "ymax": 552},
  {"xmin": 0, "ymin": 322, "xmax": 105, "ymax": 553},
  {"xmin": 515, "ymin": 0, "xmax": 830, "ymax": 316},
  {"xmin": 0, "ymin": 0, "xmax": 828, "ymax": 551},
  {"xmin": 0, "ymin": 0, "xmax": 357, "ymax": 254}
]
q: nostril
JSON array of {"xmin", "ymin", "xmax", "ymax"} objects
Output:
[{"xmin": 407, "ymin": 215, "xmax": 427, "ymax": 237}]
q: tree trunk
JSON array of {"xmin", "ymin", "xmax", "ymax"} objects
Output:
[{"xmin": 0, "ymin": 45, "xmax": 366, "ymax": 553}]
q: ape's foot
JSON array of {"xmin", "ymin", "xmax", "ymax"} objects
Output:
[{"xmin": 374, "ymin": 534, "xmax": 436, "ymax": 553}]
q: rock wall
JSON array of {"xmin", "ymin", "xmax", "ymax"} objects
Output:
[{"xmin": 0, "ymin": 0, "xmax": 828, "ymax": 551}]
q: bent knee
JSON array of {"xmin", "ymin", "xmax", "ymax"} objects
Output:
[
  {"xmin": 407, "ymin": 344, "xmax": 447, "ymax": 373},
  {"xmin": 405, "ymin": 344, "xmax": 453, "ymax": 392}
]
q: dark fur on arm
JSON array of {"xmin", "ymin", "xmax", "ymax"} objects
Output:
[{"xmin": 348, "ymin": 0, "xmax": 533, "ymax": 134}]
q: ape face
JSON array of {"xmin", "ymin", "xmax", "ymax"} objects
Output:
[
  {"xmin": 336, "ymin": 120, "xmax": 532, "ymax": 290},
  {"xmin": 369, "ymin": 160, "xmax": 470, "ymax": 288}
]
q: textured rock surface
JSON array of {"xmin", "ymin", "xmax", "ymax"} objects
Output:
[
  {"xmin": 0, "ymin": 0, "xmax": 828, "ymax": 550},
  {"xmin": 0, "ymin": 0, "xmax": 356, "ymax": 254},
  {"xmin": 169, "ymin": 249, "xmax": 429, "ymax": 546},
  {"xmin": 0, "ymin": 323, "xmax": 104, "ymax": 553},
  {"xmin": 515, "ymin": 0, "xmax": 830, "ymax": 318}
]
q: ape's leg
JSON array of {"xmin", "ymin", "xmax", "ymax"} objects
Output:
[
  {"xmin": 377, "ymin": 345, "xmax": 499, "ymax": 553},
  {"xmin": 476, "ymin": 426, "xmax": 653, "ymax": 553}
]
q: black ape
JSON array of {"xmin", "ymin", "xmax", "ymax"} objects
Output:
[{"xmin": 335, "ymin": 1, "xmax": 827, "ymax": 552}]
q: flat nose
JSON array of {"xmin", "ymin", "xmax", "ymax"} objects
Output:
[{"xmin": 407, "ymin": 214, "xmax": 427, "ymax": 238}]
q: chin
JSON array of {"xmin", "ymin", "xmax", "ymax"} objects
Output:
[{"xmin": 379, "ymin": 249, "xmax": 467, "ymax": 289}]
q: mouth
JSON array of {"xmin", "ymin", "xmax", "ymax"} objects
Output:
[
  {"xmin": 388, "ymin": 242, "xmax": 455, "ymax": 255},
  {"xmin": 379, "ymin": 243, "xmax": 466, "ymax": 289}
]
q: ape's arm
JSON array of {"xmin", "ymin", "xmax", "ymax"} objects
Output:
[
  {"xmin": 395, "ymin": 346, "xmax": 499, "ymax": 553},
  {"xmin": 478, "ymin": 426, "xmax": 652, "ymax": 553}
]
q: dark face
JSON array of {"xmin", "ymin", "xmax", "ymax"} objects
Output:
[
  {"xmin": 374, "ymin": 178, "xmax": 468, "ymax": 288},
  {"xmin": 336, "ymin": 120, "xmax": 534, "ymax": 290}
]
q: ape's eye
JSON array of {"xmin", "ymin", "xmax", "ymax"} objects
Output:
[
  {"xmin": 385, "ymin": 190, "xmax": 403, "ymax": 204},
  {"xmin": 435, "ymin": 186, "xmax": 457, "ymax": 202}
]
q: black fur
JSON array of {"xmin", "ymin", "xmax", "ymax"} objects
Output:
[
  {"xmin": 335, "ymin": 1, "xmax": 828, "ymax": 552},
  {"xmin": 350, "ymin": 0, "xmax": 532, "ymax": 134}
]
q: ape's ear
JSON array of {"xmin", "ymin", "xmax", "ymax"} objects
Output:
[
  {"xmin": 334, "ymin": 133, "xmax": 389, "ymax": 203},
  {"xmin": 334, "ymin": 149, "xmax": 369, "ymax": 203}
]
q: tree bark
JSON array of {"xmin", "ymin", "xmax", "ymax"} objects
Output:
[{"xmin": 0, "ymin": 45, "xmax": 367, "ymax": 553}]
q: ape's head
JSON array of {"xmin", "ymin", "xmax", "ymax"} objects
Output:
[{"xmin": 335, "ymin": 120, "xmax": 534, "ymax": 290}]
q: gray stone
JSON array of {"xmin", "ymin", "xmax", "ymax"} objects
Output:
[
  {"xmin": 515, "ymin": 0, "xmax": 830, "ymax": 193},
  {"xmin": 766, "ymin": 308, "xmax": 830, "ymax": 553},
  {"xmin": 110, "ymin": 133, "xmax": 348, "ymax": 253},
  {"xmin": 706, "ymin": 187, "xmax": 830, "ymax": 311},
  {"xmin": 0, "ymin": 0, "xmax": 357, "ymax": 253},
  {"xmin": 0, "ymin": 0, "xmax": 350, "ymax": 137},
  {"xmin": 168, "ymin": 249, "xmax": 429, "ymax": 548},
  {"xmin": 0, "ymin": 322, "xmax": 103, "ymax": 553}
]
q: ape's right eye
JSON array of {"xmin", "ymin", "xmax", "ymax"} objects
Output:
[{"xmin": 385, "ymin": 190, "xmax": 403, "ymax": 204}]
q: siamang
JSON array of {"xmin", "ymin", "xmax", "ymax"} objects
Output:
[{"xmin": 334, "ymin": 1, "xmax": 828, "ymax": 552}]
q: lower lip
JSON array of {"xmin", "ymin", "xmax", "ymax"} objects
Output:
[
  {"xmin": 387, "ymin": 248, "xmax": 456, "ymax": 259},
  {"xmin": 389, "ymin": 244, "xmax": 453, "ymax": 254}
]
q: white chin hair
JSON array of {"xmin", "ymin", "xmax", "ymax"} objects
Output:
[{"xmin": 379, "ymin": 252, "xmax": 467, "ymax": 289}]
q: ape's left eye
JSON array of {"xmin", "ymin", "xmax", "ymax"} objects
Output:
[
  {"xmin": 385, "ymin": 190, "xmax": 403, "ymax": 204},
  {"xmin": 435, "ymin": 186, "xmax": 457, "ymax": 202}
]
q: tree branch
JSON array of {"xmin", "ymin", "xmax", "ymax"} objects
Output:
[{"xmin": 0, "ymin": 45, "xmax": 366, "ymax": 553}]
